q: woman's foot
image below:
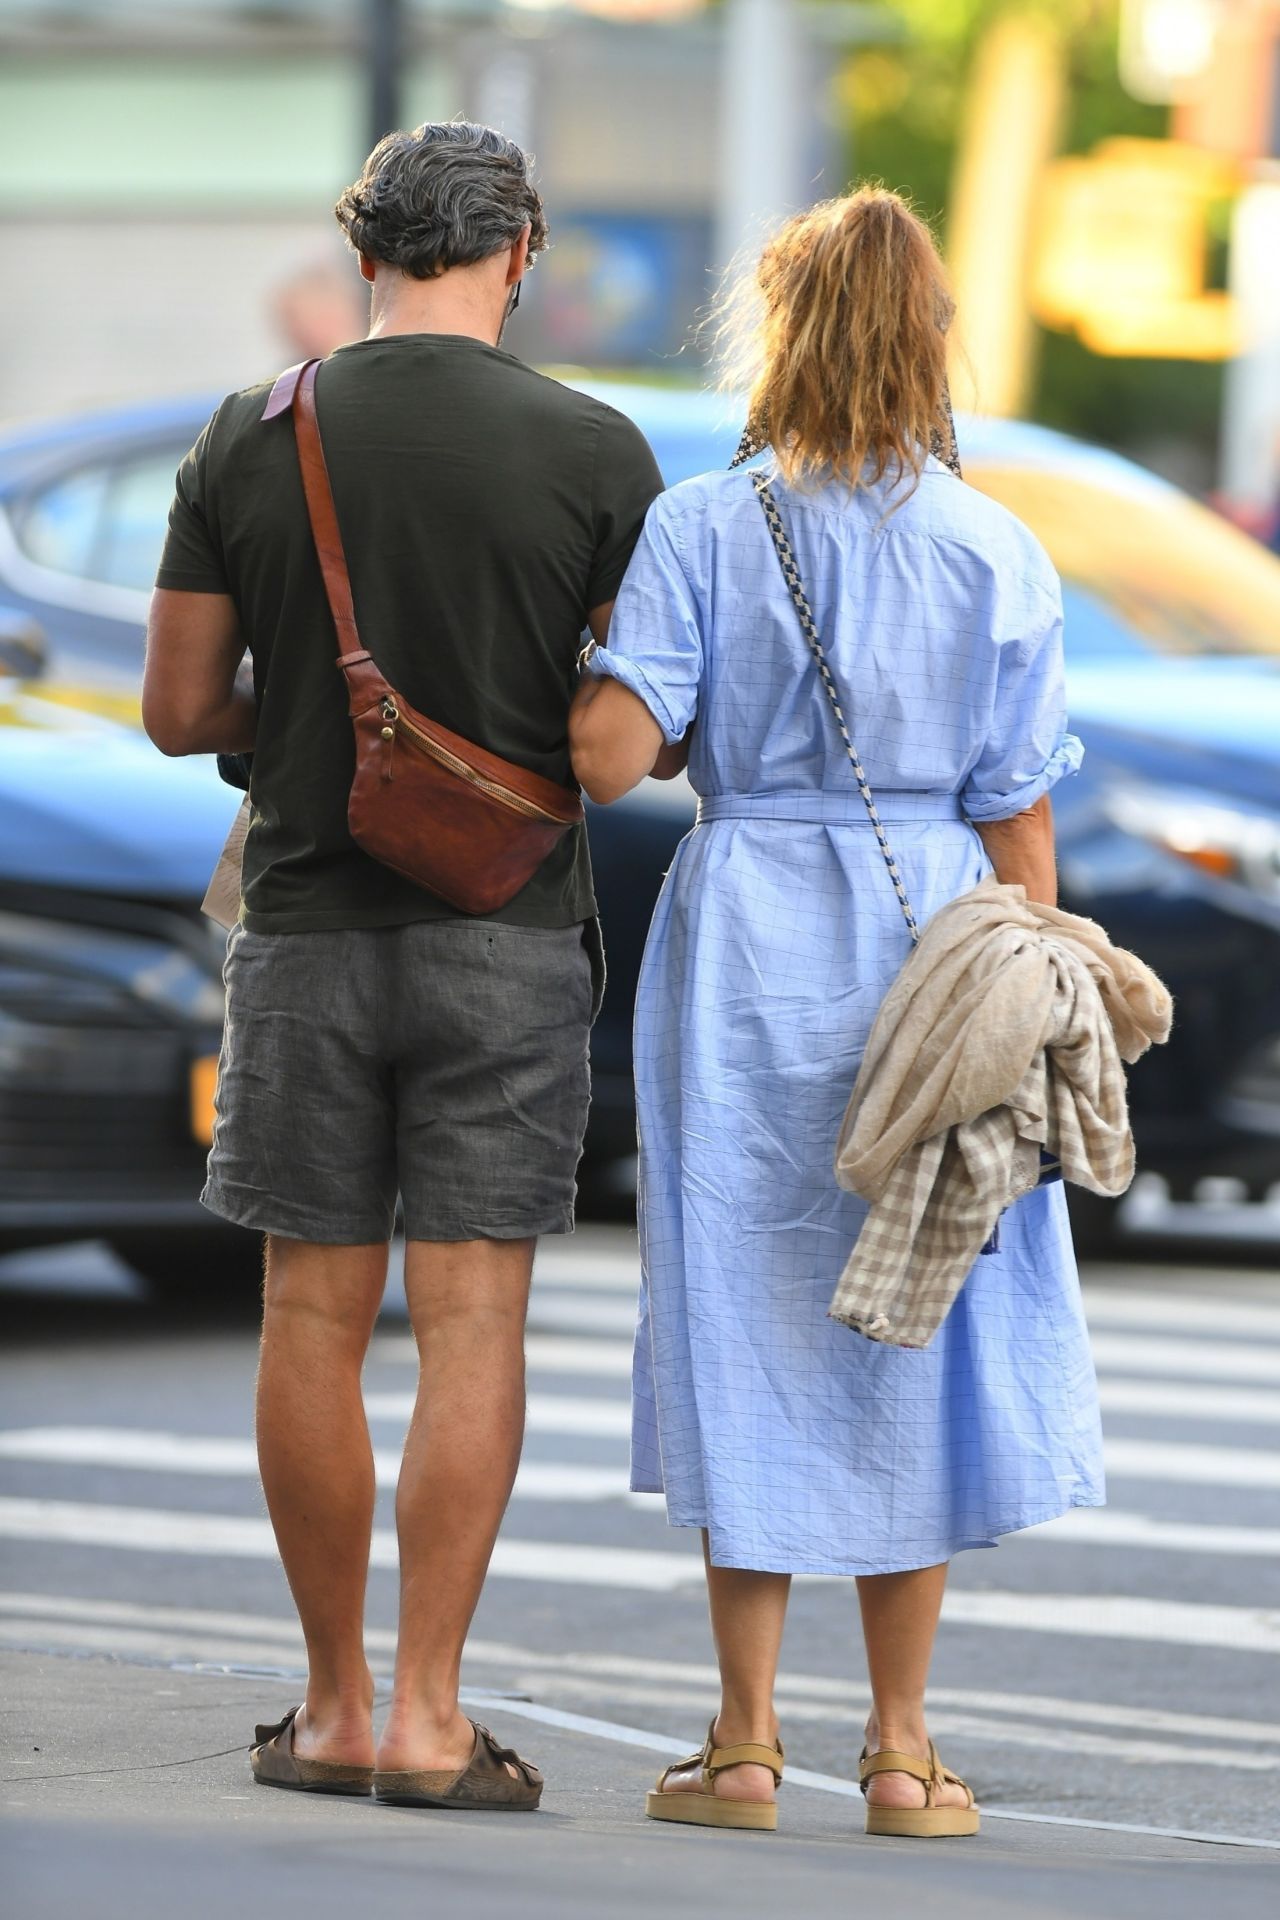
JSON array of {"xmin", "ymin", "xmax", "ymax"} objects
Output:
[
  {"xmin": 656, "ymin": 1713, "xmax": 780, "ymax": 1805},
  {"xmin": 861, "ymin": 1717, "xmax": 973, "ymax": 1814}
]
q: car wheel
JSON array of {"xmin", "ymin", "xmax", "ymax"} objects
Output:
[
  {"xmin": 1066, "ymin": 1188, "xmax": 1122, "ymax": 1263},
  {"xmin": 112, "ymin": 1228, "xmax": 265, "ymax": 1304}
]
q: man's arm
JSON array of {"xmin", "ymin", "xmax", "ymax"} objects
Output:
[
  {"xmin": 650, "ymin": 732, "xmax": 692, "ymax": 782},
  {"xmin": 570, "ymin": 600, "xmax": 670, "ymax": 803},
  {"xmin": 973, "ymin": 794, "xmax": 1057, "ymax": 906},
  {"xmin": 142, "ymin": 589, "xmax": 256, "ymax": 757},
  {"xmin": 570, "ymin": 677, "xmax": 664, "ymax": 804}
]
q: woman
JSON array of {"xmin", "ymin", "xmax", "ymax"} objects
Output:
[{"xmin": 569, "ymin": 188, "xmax": 1104, "ymax": 1839}]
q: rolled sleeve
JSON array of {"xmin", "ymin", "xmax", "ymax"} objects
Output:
[
  {"xmin": 587, "ymin": 492, "xmax": 703, "ymax": 746},
  {"xmin": 962, "ymin": 731, "xmax": 1083, "ymax": 822},
  {"xmin": 961, "ymin": 573, "xmax": 1084, "ymax": 822}
]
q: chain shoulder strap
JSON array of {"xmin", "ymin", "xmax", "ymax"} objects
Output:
[{"xmin": 748, "ymin": 472, "xmax": 922, "ymax": 947}]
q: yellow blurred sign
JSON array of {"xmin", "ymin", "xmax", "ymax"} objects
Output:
[
  {"xmin": 1030, "ymin": 138, "xmax": 1241, "ymax": 358},
  {"xmin": 190, "ymin": 1055, "xmax": 218, "ymax": 1147}
]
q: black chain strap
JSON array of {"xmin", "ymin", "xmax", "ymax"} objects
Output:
[
  {"xmin": 747, "ymin": 472, "xmax": 922, "ymax": 946},
  {"xmin": 726, "ymin": 399, "xmax": 963, "ymax": 949}
]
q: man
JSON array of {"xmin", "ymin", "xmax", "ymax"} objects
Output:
[{"xmin": 143, "ymin": 121, "xmax": 662, "ymax": 1805}]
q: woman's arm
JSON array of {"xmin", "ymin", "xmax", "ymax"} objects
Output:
[{"xmin": 973, "ymin": 793, "xmax": 1057, "ymax": 906}]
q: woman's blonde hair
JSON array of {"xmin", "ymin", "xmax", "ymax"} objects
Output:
[{"xmin": 722, "ymin": 186, "xmax": 956, "ymax": 495}]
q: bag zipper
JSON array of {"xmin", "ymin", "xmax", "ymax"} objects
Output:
[{"xmin": 380, "ymin": 701, "xmax": 566, "ymax": 822}]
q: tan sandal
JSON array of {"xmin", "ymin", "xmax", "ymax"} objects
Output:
[
  {"xmin": 250, "ymin": 1706, "xmax": 372, "ymax": 1797},
  {"xmin": 374, "ymin": 1719, "xmax": 543, "ymax": 1811},
  {"xmin": 860, "ymin": 1741, "xmax": 979, "ymax": 1838},
  {"xmin": 646, "ymin": 1718, "xmax": 783, "ymax": 1831}
]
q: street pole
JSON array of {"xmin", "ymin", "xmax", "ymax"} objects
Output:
[
  {"xmin": 367, "ymin": 0, "xmax": 407, "ymax": 153},
  {"xmin": 715, "ymin": 0, "xmax": 808, "ymax": 277},
  {"xmin": 1220, "ymin": 183, "xmax": 1280, "ymax": 521},
  {"xmin": 946, "ymin": 12, "xmax": 1066, "ymax": 419}
]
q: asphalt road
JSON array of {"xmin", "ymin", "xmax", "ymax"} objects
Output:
[{"xmin": 2, "ymin": 1230, "xmax": 1279, "ymax": 1914}]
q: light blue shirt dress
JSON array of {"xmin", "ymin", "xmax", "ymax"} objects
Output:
[{"xmin": 587, "ymin": 455, "xmax": 1106, "ymax": 1577}]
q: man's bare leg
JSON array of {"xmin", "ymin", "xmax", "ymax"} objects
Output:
[
  {"xmin": 376, "ymin": 1236, "xmax": 533, "ymax": 1773},
  {"xmin": 257, "ymin": 1235, "xmax": 388, "ymax": 1765}
]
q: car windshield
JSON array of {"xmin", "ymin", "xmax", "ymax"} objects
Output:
[
  {"xmin": 15, "ymin": 445, "xmax": 185, "ymax": 595},
  {"xmin": 967, "ymin": 462, "xmax": 1280, "ymax": 661}
]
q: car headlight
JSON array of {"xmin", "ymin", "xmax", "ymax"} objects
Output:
[{"xmin": 1106, "ymin": 789, "xmax": 1280, "ymax": 904}]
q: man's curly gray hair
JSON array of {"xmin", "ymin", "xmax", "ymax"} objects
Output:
[{"xmin": 335, "ymin": 121, "xmax": 548, "ymax": 281}]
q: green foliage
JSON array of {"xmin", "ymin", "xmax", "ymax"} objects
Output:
[
  {"xmin": 839, "ymin": 0, "xmax": 1219, "ymax": 468},
  {"xmin": 1036, "ymin": 331, "xmax": 1223, "ymax": 458}
]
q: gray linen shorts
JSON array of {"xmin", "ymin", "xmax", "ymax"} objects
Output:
[{"xmin": 202, "ymin": 919, "xmax": 601, "ymax": 1244}]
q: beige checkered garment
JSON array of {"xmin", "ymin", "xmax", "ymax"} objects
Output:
[{"xmin": 830, "ymin": 876, "xmax": 1173, "ymax": 1348}]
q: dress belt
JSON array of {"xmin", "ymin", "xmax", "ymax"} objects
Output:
[{"xmin": 695, "ymin": 791, "xmax": 966, "ymax": 826}]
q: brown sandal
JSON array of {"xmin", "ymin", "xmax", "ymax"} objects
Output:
[
  {"xmin": 250, "ymin": 1706, "xmax": 373, "ymax": 1797},
  {"xmin": 646, "ymin": 1719, "xmax": 783, "ymax": 1831},
  {"xmin": 860, "ymin": 1741, "xmax": 979, "ymax": 1837},
  {"xmin": 374, "ymin": 1719, "xmax": 543, "ymax": 1811}
]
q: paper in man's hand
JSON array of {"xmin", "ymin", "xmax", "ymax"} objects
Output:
[{"xmin": 202, "ymin": 798, "xmax": 250, "ymax": 929}]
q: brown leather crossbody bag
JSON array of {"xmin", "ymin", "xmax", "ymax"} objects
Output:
[{"xmin": 261, "ymin": 359, "xmax": 584, "ymax": 916}]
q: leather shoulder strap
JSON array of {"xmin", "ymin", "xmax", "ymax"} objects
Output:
[
  {"xmin": 262, "ymin": 358, "xmax": 363, "ymax": 665},
  {"xmin": 261, "ymin": 360, "xmax": 309, "ymax": 422}
]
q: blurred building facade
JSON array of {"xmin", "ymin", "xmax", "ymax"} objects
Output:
[{"xmin": 0, "ymin": 0, "xmax": 849, "ymax": 421}]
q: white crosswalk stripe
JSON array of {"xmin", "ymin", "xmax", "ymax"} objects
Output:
[
  {"xmin": 532, "ymin": 1247, "xmax": 641, "ymax": 1293},
  {"xmin": 1096, "ymin": 1379, "xmax": 1280, "ymax": 1425},
  {"xmin": 1087, "ymin": 1331, "xmax": 1280, "ymax": 1383},
  {"xmin": 0, "ymin": 1496, "xmax": 703, "ymax": 1592},
  {"xmin": 4, "ymin": 1243, "xmax": 1280, "ymax": 1789},
  {"xmin": 529, "ymin": 1292, "xmax": 637, "ymax": 1336},
  {"xmin": 0, "ymin": 1495, "xmax": 1276, "ymax": 1645},
  {"xmin": 1102, "ymin": 1436, "xmax": 1280, "ymax": 1489},
  {"xmin": 361, "ymin": 1391, "xmax": 635, "ymax": 1433},
  {"xmin": 379, "ymin": 1323, "xmax": 1280, "ymax": 1385},
  {"xmin": 2, "ymin": 1428, "xmax": 1280, "ymax": 1559},
  {"xmin": 1079, "ymin": 1288, "xmax": 1280, "ymax": 1339},
  {"xmin": 385, "ymin": 1381, "xmax": 1280, "ymax": 1435},
  {"xmin": 0, "ymin": 1427, "xmax": 637, "ymax": 1504},
  {"xmin": 7, "ymin": 1422, "xmax": 1280, "ymax": 1510}
]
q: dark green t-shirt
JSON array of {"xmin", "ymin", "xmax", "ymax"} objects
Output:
[{"xmin": 156, "ymin": 335, "xmax": 663, "ymax": 932}]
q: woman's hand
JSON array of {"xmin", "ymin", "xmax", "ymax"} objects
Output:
[{"xmin": 973, "ymin": 794, "xmax": 1057, "ymax": 906}]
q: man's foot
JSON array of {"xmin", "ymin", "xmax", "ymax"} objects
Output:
[
  {"xmin": 374, "ymin": 1719, "xmax": 543, "ymax": 1811},
  {"xmin": 289, "ymin": 1676, "xmax": 376, "ymax": 1769},
  {"xmin": 378, "ymin": 1705, "xmax": 517, "ymax": 1782}
]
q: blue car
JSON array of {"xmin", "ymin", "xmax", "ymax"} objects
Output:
[{"xmin": 2, "ymin": 383, "xmax": 1277, "ymax": 1283}]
